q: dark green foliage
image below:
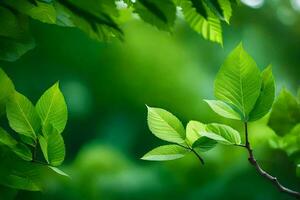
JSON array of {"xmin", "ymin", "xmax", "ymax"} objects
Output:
[{"xmin": 0, "ymin": 68, "xmax": 68, "ymax": 191}]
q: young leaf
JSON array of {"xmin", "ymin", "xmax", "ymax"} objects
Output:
[
  {"xmin": 39, "ymin": 124, "xmax": 65, "ymax": 166},
  {"xmin": 134, "ymin": 0, "xmax": 176, "ymax": 31},
  {"xmin": 201, "ymin": 123, "xmax": 241, "ymax": 145},
  {"xmin": 0, "ymin": 68, "xmax": 15, "ymax": 116},
  {"xmin": 214, "ymin": 43, "xmax": 261, "ymax": 121},
  {"xmin": 186, "ymin": 120, "xmax": 205, "ymax": 145},
  {"xmin": 192, "ymin": 136, "xmax": 217, "ymax": 152},
  {"xmin": 141, "ymin": 144, "xmax": 189, "ymax": 161},
  {"xmin": 204, "ymin": 99, "xmax": 242, "ymax": 120},
  {"xmin": 6, "ymin": 91, "xmax": 40, "ymax": 143},
  {"xmin": 36, "ymin": 82, "xmax": 68, "ymax": 134},
  {"xmin": 0, "ymin": 127, "xmax": 32, "ymax": 161},
  {"xmin": 268, "ymin": 88, "xmax": 300, "ymax": 136},
  {"xmin": 249, "ymin": 65, "xmax": 275, "ymax": 121},
  {"xmin": 147, "ymin": 106, "xmax": 186, "ymax": 144}
]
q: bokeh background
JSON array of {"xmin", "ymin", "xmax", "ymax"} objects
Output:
[{"xmin": 1, "ymin": 0, "xmax": 300, "ymax": 199}]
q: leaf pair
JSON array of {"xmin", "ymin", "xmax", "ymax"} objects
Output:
[
  {"xmin": 0, "ymin": 68, "xmax": 67, "ymax": 166},
  {"xmin": 0, "ymin": 68, "xmax": 68, "ymax": 191},
  {"xmin": 205, "ymin": 43, "xmax": 275, "ymax": 122},
  {"xmin": 142, "ymin": 106, "xmax": 241, "ymax": 161}
]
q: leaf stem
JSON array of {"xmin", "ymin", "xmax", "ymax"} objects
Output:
[
  {"xmin": 243, "ymin": 122, "xmax": 300, "ymax": 199},
  {"xmin": 190, "ymin": 147, "xmax": 205, "ymax": 165},
  {"xmin": 177, "ymin": 144, "xmax": 205, "ymax": 165}
]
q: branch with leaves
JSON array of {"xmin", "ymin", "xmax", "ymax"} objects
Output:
[
  {"xmin": 0, "ymin": 0, "xmax": 238, "ymax": 62},
  {"xmin": 142, "ymin": 43, "xmax": 300, "ymax": 199},
  {"xmin": 0, "ymin": 68, "xmax": 68, "ymax": 191}
]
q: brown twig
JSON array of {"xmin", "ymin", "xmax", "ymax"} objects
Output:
[{"xmin": 243, "ymin": 122, "xmax": 300, "ymax": 199}]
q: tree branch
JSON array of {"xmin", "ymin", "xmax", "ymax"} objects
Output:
[{"xmin": 243, "ymin": 122, "xmax": 300, "ymax": 199}]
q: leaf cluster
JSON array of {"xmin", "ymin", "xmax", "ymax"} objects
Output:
[
  {"xmin": 143, "ymin": 42, "xmax": 276, "ymax": 163},
  {"xmin": 0, "ymin": 68, "xmax": 68, "ymax": 191}
]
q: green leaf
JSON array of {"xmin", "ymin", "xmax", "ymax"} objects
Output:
[
  {"xmin": 186, "ymin": 120, "xmax": 205, "ymax": 145},
  {"xmin": 134, "ymin": 0, "xmax": 176, "ymax": 31},
  {"xmin": 0, "ymin": 68, "xmax": 15, "ymax": 116},
  {"xmin": 147, "ymin": 106, "xmax": 186, "ymax": 144},
  {"xmin": 204, "ymin": 99, "xmax": 242, "ymax": 120},
  {"xmin": 192, "ymin": 136, "xmax": 217, "ymax": 152},
  {"xmin": 141, "ymin": 144, "xmax": 189, "ymax": 161},
  {"xmin": 178, "ymin": 0, "xmax": 223, "ymax": 45},
  {"xmin": 36, "ymin": 82, "xmax": 68, "ymax": 134},
  {"xmin": 0, "ymin": 6, "xmax": 35, "ymax": 62},
  {"xmin": 249, "ymin": 65, "xmax": 275, "ymax": 121},
  {"xmin": 201, "ymin": 123, "xmax": 241, "ymax": 145},
  {"xmin": 39, "ymin": 124, "xmax": 65, "ymax": 166},
  {"xmin": 6, "ymin": 91, "xmax": 40, "ymax": 143},
  {"xmin": 0, "ymin": 127, "xmax": 32, "ymax": 161},
  {"xmin": 3, "ymin": 0, "xmax": 57, "ymax": 24},
  {"xmin": 214, "ymin": 43, "xmax": 261, "ymax": 121},
  {"xmin": 268, "ymin": 88, "xmax": 300, "ymax": 136}
]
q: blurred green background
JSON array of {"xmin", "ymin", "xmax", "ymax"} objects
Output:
[{"xmin": 1, "ymin": 0, "xmax": 300, "ymax": 199}]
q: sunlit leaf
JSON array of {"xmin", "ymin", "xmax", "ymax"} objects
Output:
[
  {"xmin": 147, "ymin": 106, "xmax": 186, "ymax": 144},
  {"xmin": 36, "ymin": 82, "xmax": 68, "ymax": 134},
  {"xmin": 204, "ymin": 99, "xmax": 242, "ymax": 120},
  {"xmin": 186, "ymin": 120, "xmax": 205, "ymax": 145},
  {"xmin": 201, "ymin": 123, "xmax": 241, "ymax": 145},
  {"xmin": 214, "ymin": 43, "xmax": 261, "ymax": 121},
  {"xmin": 249, "ymin": 65, "xmax": 275, "ymax": 121},
  {"xmin": 141, "ymin": 144, "xmax": 189, "ymax": 161},
  {"xmin": 6, "ymin": 91, "xmax": 40, "ymax": 143}
]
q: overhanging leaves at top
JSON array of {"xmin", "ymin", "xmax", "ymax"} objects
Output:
[{"xmin": 0, "ymin": 0, "xmax": 239, "ymax": 61}]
